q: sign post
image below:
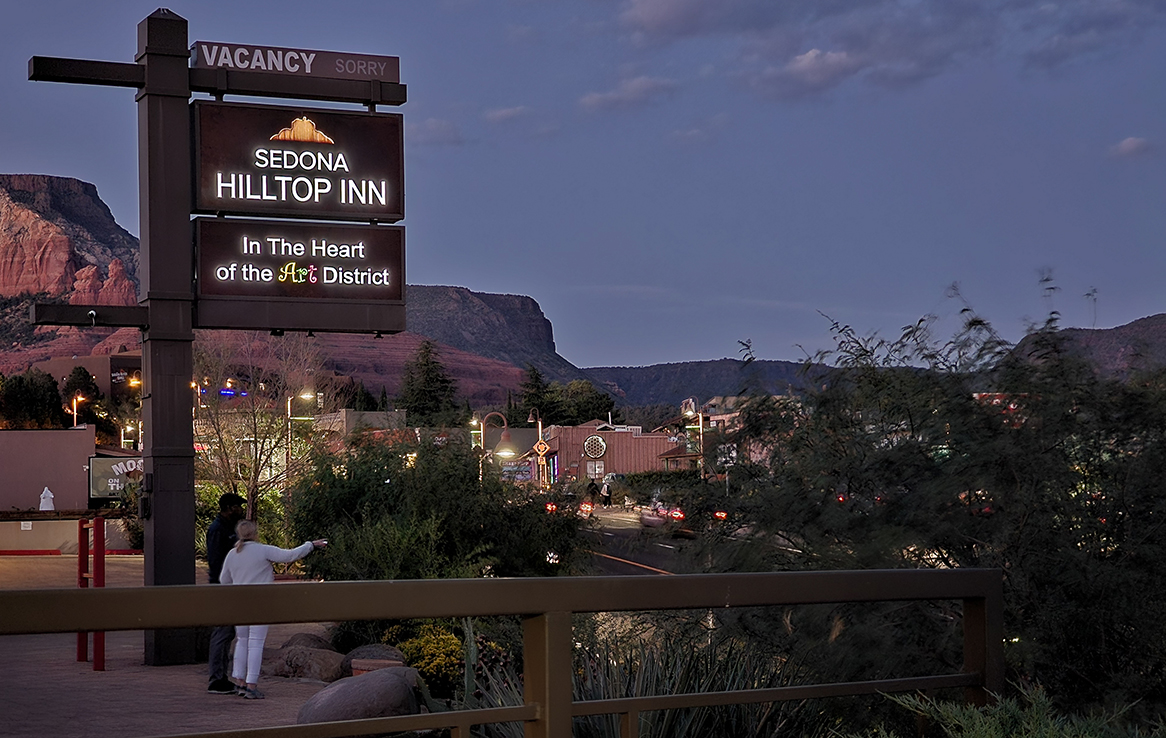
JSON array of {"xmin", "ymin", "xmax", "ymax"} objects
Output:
[{"xmin": 29, "ymin": 8, "xmax": 406, "ymax": 665}]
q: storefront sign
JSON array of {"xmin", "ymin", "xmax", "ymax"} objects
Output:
[
  {"xmin": 192, "ymin": 42, "xmax": 400, "ymax": 83},
  {"xmin": 195, "ymin": 218, "xmax": 405, "ymax": 333},
  {"xmin": 90, "ymin": 456, "xmax": 144, "ymax": 500},
  {"xmin": 193, "ymin": 101, "xmax": 404, "ymax": 221}
]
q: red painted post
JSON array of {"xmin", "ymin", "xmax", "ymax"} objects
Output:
[
  {"xmin": 76, "ymin": 519, "xmax": 88, "ymax": 663},
  {"xmin": 93, "ymin": 517, "xmax": 105, "ymax": 671}
]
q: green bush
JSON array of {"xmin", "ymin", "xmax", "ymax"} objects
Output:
[
  {"xmin": 846, "ymin": 687, "xmax": 1166, "ymax": 738},
  {"xmin": 289, "ymin": 433, "xmax": 583, "ymax": 653},
  {"xmin": 399, "ymin": 623, "xmax": 464, "ymax": 700},
  {"xmin": 719, "ymin": 312, "xmax": 1166, "ymax": 718}
]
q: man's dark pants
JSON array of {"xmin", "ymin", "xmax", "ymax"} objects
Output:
[{"xmin": 209, "ymin": 624, "xmax": 234, "ymax": 681}]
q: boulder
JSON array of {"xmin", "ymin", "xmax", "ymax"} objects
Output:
[
  {"xmin": 297, "ymin": 667, "xmax": 420, "ymax": 725},
  {"xmin": 340, "ymin": 644, "xmax": 407, "ymax": 678},
  {"xmin": 282, "ymin": 632, "xmax": 337, "ymax": 652},
  {"xmin": 269, "ymin": 646, "xmax": 346, "ymax": 683}
]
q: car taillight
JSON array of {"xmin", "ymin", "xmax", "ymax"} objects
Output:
[
  {"xmin": 545, "ymin": 502, "xmax": 557, "ymax": 513},
  {"xmin": 670, "ymin": 508, "xmax": 684, "ymax": 521},
  {"xmin": 581, "ymin": 502, "xmax": 594, "ymax": 514},
  {"xmin": 714, "ymin": 510, "xmax": 727, "ymax": 520}
]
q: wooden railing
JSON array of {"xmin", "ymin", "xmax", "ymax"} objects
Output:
[{"xmin": 0, "ymin": 568, "xmax": 1003, "ymax": 738}]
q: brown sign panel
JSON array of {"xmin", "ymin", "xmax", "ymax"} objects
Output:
[
  {"xmin": 195, "ymin": 218, "xmax": 405, "ymax": 333},
  {"xmin": 193, "ymin": 101, "xmax": 404, "ymax": 222},
  {"xmin": 191, "ymin": 42, "xmax": 400, "ymax": 83}
]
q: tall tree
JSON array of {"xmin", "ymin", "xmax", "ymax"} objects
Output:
[
  {"xmin": 0, "ymin": 368, "xmax": 66, "ymax": 428},
  {"xmin": 62, "ymin": 366, "xmax": 103, "ymax": 423},
  {"xmin": 519, "ymin": 364, "xmax": 558, "ymax": 422},
  {"xmin": 397, "ymin": 340, "xmax": 462, "ymax": 427},
  {"xmin": 559, "ymin": 379, "xmax": 617, "ymax": 425}
]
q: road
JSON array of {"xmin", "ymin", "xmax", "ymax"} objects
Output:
[{"xmin": 581, "ymin": 507, "xmax": 697, "ymax": 576}]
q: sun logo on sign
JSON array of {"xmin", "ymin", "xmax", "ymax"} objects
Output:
[{"xmin": 270, "ymin": 117, "xmax": 334, "ymax": 144}]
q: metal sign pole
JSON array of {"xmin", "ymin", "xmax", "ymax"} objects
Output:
[{"xmin": 137, "ymin": 9, "xmax": 197, "ymax": 665}]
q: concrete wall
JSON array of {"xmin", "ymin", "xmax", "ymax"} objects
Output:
[
  {"xmin": 0, "ymin": 519, "xmax": 134, "ymax": 553},
  {"xmin": 0, "ymin": 426, "xmax": 96, "ymax": 511}
]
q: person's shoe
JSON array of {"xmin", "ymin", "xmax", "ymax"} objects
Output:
[
  {"xmin": 241, "ymin": 687, "xmax": 265, "ymax": 700},
  {"xmin": 207, "ymin": 678, "xmax": 236, "ymax": 695}
]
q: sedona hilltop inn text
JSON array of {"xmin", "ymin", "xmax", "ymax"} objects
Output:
[{"xmin": 213, "ymin": 147, "xmax": 387, "ymax": 207}]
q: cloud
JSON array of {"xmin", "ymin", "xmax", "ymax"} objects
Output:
[
  {"xmin": 620, "ymin": 0, "xmax": 793, "ymax": 40},
  {"xmin": 1110, "ymin": 137, "xmax": 1152, "ymax": 158},
  {"xmin": 407, "ymin": 118, "xmax": 464, "ymax": 146},
  {"xmin": 615, "ymin": 0, "xmax": 1166, "ymax": 100},
  {"xmin": 751, "ymin": 48, "xmax": 867, "ymax": 98},
  {"xmin": 580, "ymin": 76, "xmax": 679, "ymax": 111},
  {"xmin": 484, "ymin": 106, "xmax": 531, "ymax": 123}
]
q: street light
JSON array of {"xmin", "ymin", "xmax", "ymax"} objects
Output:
[
  {"xmin": 482, "ymin": 411, "xmax": 518, "ymax": 459},
  {"xmin": 70, "ymin": 393, "xmax": 87, "ymax": 428},
  {"xmin": 286, "ymin": 390, "xmax": 318, "ymax": 483}
]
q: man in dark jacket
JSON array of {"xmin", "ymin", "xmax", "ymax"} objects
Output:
[{"xmin": 206, "ymin": 492, "xmax": 246, "ymax": 694}]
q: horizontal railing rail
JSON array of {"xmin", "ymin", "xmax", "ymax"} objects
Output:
[{"xmin": 0, "ymin": 569, "xmax": 1004, "ymax": 738}]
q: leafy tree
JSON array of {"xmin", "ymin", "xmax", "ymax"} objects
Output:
[
  {"xmin": 397, "ymin": 340, "xmax": 464, "ymax": 427},
  {"xmin": 0, "ymin": 368, "xmax": 66, "ymax": 428},
  {"xmin": 517, "ymin": 365, "xmax": 618, "ymax": 427},
  {"xmin": 714, "ymin": 311, "xmax": 1166, "ymax": 717},
  {"xmin": 289, "ymin": 432, "xmax": 583, "ymax": 649},
  {"xmin": 60, "ymin": 366, "xmax": 119, "ymax": 441},
  {"xmin": 559, "ymin": 379, "xmax": 618, "ymax": 425}
]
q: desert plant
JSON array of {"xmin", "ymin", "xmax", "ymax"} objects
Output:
[{"xmin": 844, "ymin": 686, "xmax": 1166, "ymax": 738}]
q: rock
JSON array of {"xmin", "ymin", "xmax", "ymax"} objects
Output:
[
  {"xmin": 98, "ymin": 258, "xmax": 137, "ymax": 305},
  {"xmin": 340, "ymin": 643, "xmax": 408, "ymax": 678},
  {"xmin": 0, "ymin": 174, "xmax": 139, "ymax": 298},
  {"xmin": 297, "ymin": 667, "xmax": 420, "ymax": 725},
  {"xmin": 269, "ymin": 646, "xmax": 345, "ymax": 683},
  {"xmin": 282, "ymin": 632, "xmax": 337, "ymax": 652},
  {"xmin": 70, "ymin": 265, "xmax": 103, "ymax": 305}
]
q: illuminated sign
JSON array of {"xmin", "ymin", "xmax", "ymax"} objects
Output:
[
  {"xmin": 193, "ymin": 101, "xmax": 403, "ymax": 222},
  {"xmin": 191, "ymin": 42, "xmax": 400, "ymax": 83},
  {"xmin": 195, "ymin": 218, "xmax": 405, "ymax": 333}
]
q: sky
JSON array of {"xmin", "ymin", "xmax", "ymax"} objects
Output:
[{"xmin": 2, "ymin": 0, "xmax": 1163, "ymax": 369}]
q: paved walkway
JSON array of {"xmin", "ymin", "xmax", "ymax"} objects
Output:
[{"xmin": 0, "ymin": 556, "xmax": 331, "ymax": 738}]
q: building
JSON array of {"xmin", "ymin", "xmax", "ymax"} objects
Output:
[
  {"xmin": 541, "ymin": 420, "xmax": 679, "ymax": 482},
  {"xmin": 32, "ymin": 350, "xmax": 142, "ymax": 402}
]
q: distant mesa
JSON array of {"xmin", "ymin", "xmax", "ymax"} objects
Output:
[{"xmin": 271, "ymin": 118, "xmax": 334, "ymax": 144}]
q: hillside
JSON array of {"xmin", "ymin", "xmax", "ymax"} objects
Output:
[
  {"xmin": 12, "ymin": 174, "xmax": 1166, "ymax": 410},
  {"xmin": 585, "ymin": 358, "xmax": 807, "ymax": 407}
]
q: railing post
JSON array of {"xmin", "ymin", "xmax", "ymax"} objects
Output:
[
  {"xmin": 962, "ymin": 574, "xmax": 1004, "ymax": 705},
  {"xmin": 93, "ymin": 517, "xmax": 106, "ymax": 671},
  {"xmin": 76, "ymin": 519, "xmax": 88, "ymax": 663},
  {"xmin": 523, "ymin": 612, "xmax": 573, "ymax": 738}
]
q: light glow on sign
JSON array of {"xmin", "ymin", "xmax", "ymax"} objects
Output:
[{"xmin": 194, "ymin": 102, "xmax": 403, "ymax": 222}]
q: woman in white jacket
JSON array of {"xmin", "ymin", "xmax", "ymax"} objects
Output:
[{"xmin": 220, "ymin": 519, "xmax": 326, "ymax": 699}]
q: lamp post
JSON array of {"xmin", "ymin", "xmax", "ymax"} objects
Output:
[
  {"xmin": 286, "ymin": 390, "xmax": 317, "ymax": 483},
  {"xmin": 528, "ymin": 408, "xmax": 547, "ymax": 489},
  {"xmin": 684, "ymin": 397, "xmax": 704, "ymax": 475},
  {"xmin": 70, "ymin": 393, "xmax": 87, "ymax": 428},
  {"xmin": 478, "ymin": 411, "xmax": 517, "ymax": 481}
]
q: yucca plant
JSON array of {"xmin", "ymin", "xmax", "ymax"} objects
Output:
[{"xmin": 459, "ymin": 620, "xmax": 820, "ymax": 738}]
